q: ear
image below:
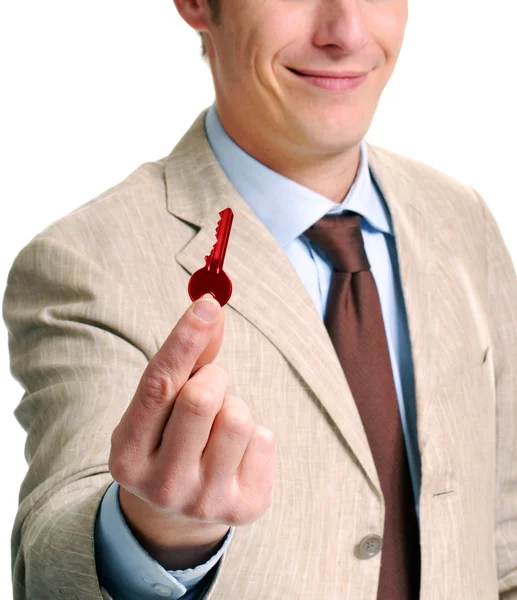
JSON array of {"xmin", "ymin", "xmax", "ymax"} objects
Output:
[{"xmin": 172, "ymin": 0, "xmax": 212, "ymax": 33}]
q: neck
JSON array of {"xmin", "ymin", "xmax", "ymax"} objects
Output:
[{"xmin": 215, "ymin": 103, "xmax": 362, "ymax": 204}]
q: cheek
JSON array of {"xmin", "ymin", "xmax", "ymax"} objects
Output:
[
  {"xmin": 367, "ymin": 4, "xmax": 408, "ymax": 57},
  {"xmin": 242, "ymin": 24, "xmax": 290, "ymax": 84},
  {"xmin": 242, "ymin": 5, "xmax": 303, "ymax": 63}
]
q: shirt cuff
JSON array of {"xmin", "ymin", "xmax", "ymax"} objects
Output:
[{"xmin": 94, "ymin": 480, "xmax": 234, "ymax": 599}]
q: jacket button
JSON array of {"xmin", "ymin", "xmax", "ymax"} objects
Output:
[
  {"xmin": 153, "ymin": 583, "xmax": 172, "ymax": 596},
  {"xmin": 357, "ymin": 534, "xmax": 383, "ymax": 559}
]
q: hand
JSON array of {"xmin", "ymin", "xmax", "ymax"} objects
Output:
[{"xmin": 108, "ymin": 293, "xmax": 276, "ymax": 567}]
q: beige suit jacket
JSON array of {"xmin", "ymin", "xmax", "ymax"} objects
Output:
[{"xmin": 3, "ymin": 106, "xmax": 517, "ymax": 599}]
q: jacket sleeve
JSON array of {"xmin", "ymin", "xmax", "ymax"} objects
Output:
[
  {"xmin": 475, "ymin": 189, "xmax": 517, "ymax": 599},
  {"xmin": 2, "ymin": 233, "xmax": 233, "ymax": 600}
]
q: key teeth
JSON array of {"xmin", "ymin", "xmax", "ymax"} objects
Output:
[
  {"xmin": 206, "ymin": 241, "xmax": 218, "ymax": 261},
  {"xmin": 206, "ymin": 208, "xmax": 232, "ymax": 270}
]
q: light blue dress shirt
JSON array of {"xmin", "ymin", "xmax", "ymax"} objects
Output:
[{"xmin": 94, "ymin": 101, "xmax": 421, "ymax": 599}]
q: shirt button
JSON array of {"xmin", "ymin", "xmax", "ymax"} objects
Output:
[
  {"xmin": 357, "ymin": 534, "xmax": 383, "ymax": 559},
  {"xmin": 153, "ymin": 583, "xmax": 172, "ymax": 597}
]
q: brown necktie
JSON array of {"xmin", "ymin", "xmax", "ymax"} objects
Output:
[{"xmin": 304, "ymin": 211, "xmax": 421, "ymax": 599}]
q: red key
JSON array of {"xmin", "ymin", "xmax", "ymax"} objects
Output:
[{"xmin": 188, "ymin": 207, "xmax": 234, "ymax": 307}]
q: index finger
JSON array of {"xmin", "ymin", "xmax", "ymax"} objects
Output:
[{"xmin": 117, "ymin": 294, "xmax": 222, "ymax": 458}]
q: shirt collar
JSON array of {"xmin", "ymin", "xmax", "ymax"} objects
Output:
[{"xmin": 204, "ymin": 102, "xmax": 393, "ymax": 248}]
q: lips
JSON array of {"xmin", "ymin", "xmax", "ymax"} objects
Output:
[
  {"xmin": 286, "ymin": 67, "xmax": 368, "ymax": 92},
  {"xmin": 288, "ymin": 68, "xmax": 367, "ymax": 78}
]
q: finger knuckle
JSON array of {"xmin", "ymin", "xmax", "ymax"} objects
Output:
[
  {"xmin": 225, "ymin": 500, "xmax": 257, "ymax": 525},
  {"xmin": 141, "ymin": 367, "xmax": 174, "ymax": 409},
  {"xmin": 148, "ymin": 486, "xmax": 174, "ymax": 511},
  {"xmin": 108, "ymin": 424, "xmax": 143, "ymax": 483},
  {"xmin": 147, "ymin": 479, "xmax": 183, "ymax": 511},
  {"xmin": 221, "ymin": 409, "xmax": 254, "ymax": 438},
  {"xmin": 181, "ymin": 386, "xmax": 219, "ymax": 418},
  {"xmin": 184, "ymin": 496, "xmax": 217, "ymax": 522},
  {"xmin": 187, "ymin": 479, "xmax": 232, "ymax": 521},
  {"xmin": 152, "ymin": 461, "xmax": 199, "ymax": 503},
  {"xmin": 253, "ymin": 425, "xmax": 276, "ymax": 450},
  {"xmin": 108, "ymin": 452, "xmax": 137, "ymax": 486}
]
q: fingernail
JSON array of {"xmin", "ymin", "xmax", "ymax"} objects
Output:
[{"xmin": 193, "ymin": 294, "xmax": 220, "ymax": 322}]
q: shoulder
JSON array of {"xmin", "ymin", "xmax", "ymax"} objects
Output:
[
  {"xmin": 366, "ymin": 141, "xmax": 485, "ymax": 220},
  {"xmin": 367, "ymin": 142, "xmax": 477, "ymax": 197},
  {"xmin": 50, "ymin": 157, "xmax": 168, "ymax": 237},
  {"xmin": 17, "ymin": 156, "xmax": 173, "ymax": 266}
]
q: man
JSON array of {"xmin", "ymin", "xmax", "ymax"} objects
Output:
[{"xmin": 3, "ymin": 0, "xmax": 516, "ymax": 598}]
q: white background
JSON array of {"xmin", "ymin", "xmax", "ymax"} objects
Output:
[{"xmin": 1, "ymin": 0, "xmax": 516, "ymax": 596}]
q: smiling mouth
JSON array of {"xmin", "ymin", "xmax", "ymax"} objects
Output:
[
  {"xmin": 287, "ymin": 67, "xmax": 367, "ymax": 78},
  {"xmin": 285, "ymin": 67, "xmax": 368, "ymax": 92}
]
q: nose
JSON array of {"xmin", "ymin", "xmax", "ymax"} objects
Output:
[{"xmin": 312, "ymin": 0, "xmax": 369, "ymax": 54}]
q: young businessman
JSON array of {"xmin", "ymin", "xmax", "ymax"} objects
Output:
[{"xmin": 4, "ymin": 0, "xmax": 517, "ymax": 598}]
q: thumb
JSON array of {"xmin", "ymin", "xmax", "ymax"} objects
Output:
[{"xmin": 190, "ymin": 293, "xmax": 225, "ymax": 377}]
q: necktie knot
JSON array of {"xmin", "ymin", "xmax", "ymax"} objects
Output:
[{"xmin": 304, "ymin": 211, "xmax": 370, "ymax": 273}]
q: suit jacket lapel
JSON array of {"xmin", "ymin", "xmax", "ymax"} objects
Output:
[{"xmin": 165, "ymin": 108, "xmax": 433, "ymax": 499}]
